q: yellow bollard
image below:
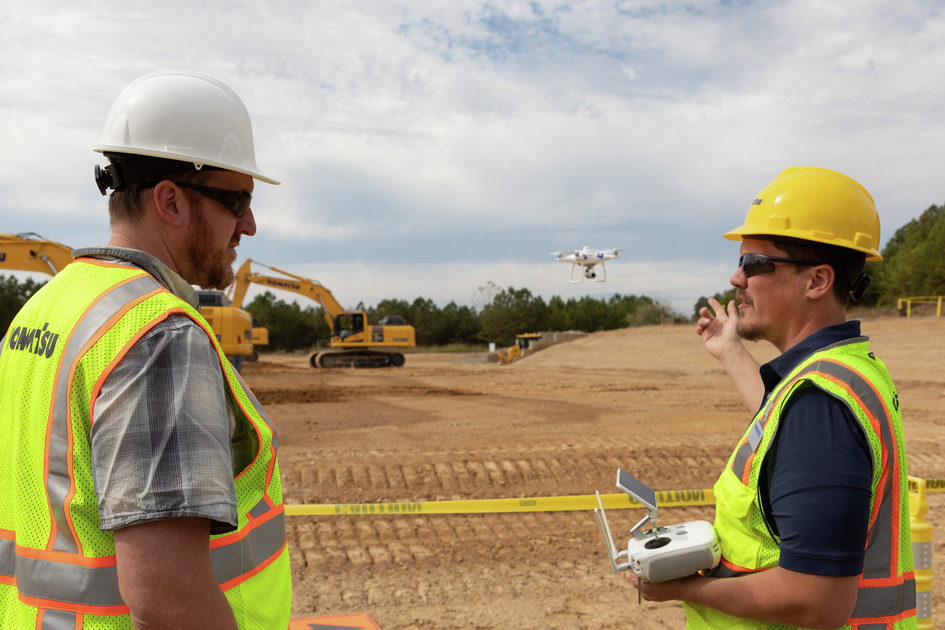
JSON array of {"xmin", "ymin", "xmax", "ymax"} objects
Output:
[{"xmin": 910, "ymin": 476, "xmax": 933, "ymax": 629}]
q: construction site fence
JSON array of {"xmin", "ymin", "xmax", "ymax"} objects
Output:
[
  {"xmin": 286, "ymin": 476, "xmax": 944, "ymax": 629},
  {"xmin": 897, "ymin": 296, "xmax": 944, "ymax": 317}
]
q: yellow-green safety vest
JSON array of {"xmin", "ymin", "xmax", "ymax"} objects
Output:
[
  {"xmin": 0, "ymin": 258, "xmax": 292, "ymax": 629},
  {"xmin": 685, "ymin": 339, "xmax": 916, "ymax": 630}
]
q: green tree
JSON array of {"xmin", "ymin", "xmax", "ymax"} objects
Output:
[
  {"xmin": 692, "ymin": 288, "xmax": 737, "ymax": 321},
  {"xmin": 868, "ymin": 204, "xmax": 945, "ymax": 306},
  {"xmin": 478, "ymin": 287, "xmax": 548, "ymax": 346},
  {"xmin": 435, "ymin": 301, "xmax": 481, "ymax": 346},
  {"xmin": 0, "ymin": 275, "xmax": 47, "ymax": 334}
]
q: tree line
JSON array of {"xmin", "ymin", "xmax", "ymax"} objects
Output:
[
  {"xmin": 3, "ymin": 202, "xmax": 943, "ymax": 347},
  {"xmin": 244, "ymin": 282, "xmax": 677, "ymax": 351}
]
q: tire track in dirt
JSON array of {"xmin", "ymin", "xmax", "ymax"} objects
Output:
[{"xmin": 283, "ymin": 441, "xmax": 727, "ymax": 573}]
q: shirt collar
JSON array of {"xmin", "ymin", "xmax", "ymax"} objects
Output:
[
  {"xmin": 758, "ymin": 320, "xmax": 863, "ymax": 393},
  {"xmin": 71, "ymin": 246, "xmax": 200, "ymax": 309}
]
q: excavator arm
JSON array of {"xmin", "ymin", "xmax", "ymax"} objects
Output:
[
  {"xmin": 230, "ymin": 258, "xmax": 345, "ymax": 330},
  {"xmin": 0, "ymin": 233, "xmax": 75, "ymax": 276}
]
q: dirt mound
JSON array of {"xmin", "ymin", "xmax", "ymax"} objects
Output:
[{"xmin": 249, "ymin": 317, "xmax": 945, "ymax": 629}]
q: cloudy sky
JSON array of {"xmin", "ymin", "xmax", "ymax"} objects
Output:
[{"xmin": 3, "ymin": 1, "xmax": 944, "ymax": 315}]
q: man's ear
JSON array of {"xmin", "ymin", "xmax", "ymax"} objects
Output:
[
  {"xmin": 806, "ymin": 264, "xmax": 835, "ymax": 300},
  {"xmin": 152, "ymin": 180, "xmax": 186, "ymax": 228}
]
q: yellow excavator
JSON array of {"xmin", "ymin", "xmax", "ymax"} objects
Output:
[
  {"xmin": 0, "ymin": 232, "xmax": 266, "ymax": 362},
  {"xmin": 229, "ymin": 259, "xmax": 416, "ymax": 368},
  {"xmin": 0, "ymin": 232, "xmax": 74, "ymax": 276}
]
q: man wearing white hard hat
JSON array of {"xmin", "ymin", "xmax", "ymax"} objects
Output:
[
  {"xmin": 634, "ymin": 168, "xmax": 915, "ymax": 629},
  {"xmin": 0, "ymin": 71, "xmax": 291, "ymax": 629}
]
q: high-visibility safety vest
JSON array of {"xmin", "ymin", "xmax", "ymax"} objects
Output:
[
  {"xmin": 0, "ymin": 258, "xmax": 292, "ymax": 629},
  {"xmin": 685, "ymin": 339, "xmax": 916, "ymax": 630}
]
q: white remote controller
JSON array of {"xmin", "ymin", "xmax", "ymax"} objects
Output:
[
  {"xmin": 625, "ymin": 520, "xmax": 720, "ymax": 583},
  {"xmin": 594, "ymin": 469, "xmax": 720, "ymax": 584}
]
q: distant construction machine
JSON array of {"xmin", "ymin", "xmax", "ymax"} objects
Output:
[
  {"xmin": 228, "ymin": 259, "xmax": 416, "ymax": 368},
  {"xmin": 0, "ymin": 232, "xmax": 266, "ymax": 363}
]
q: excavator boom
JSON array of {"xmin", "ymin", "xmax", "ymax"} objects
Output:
[{"xmin": 0, "ymin": 233, "xmax": 75, "ymax": 276}]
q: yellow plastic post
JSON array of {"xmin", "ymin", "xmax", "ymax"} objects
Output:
[{"xmin": 910, "ymin": 476, "xmax": 933, "ymax": 629}]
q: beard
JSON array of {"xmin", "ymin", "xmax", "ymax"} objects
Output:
[
  {"xmin": 736, "ymin": 321, "xmax": 766, "ymax": 343},
  {"xmin": 187, "ymin": 203, "xmax": 236, "ymax": 290},
  {"xmin": 734, "ymin": 292, "xmax": 767, "ymax": 342}
]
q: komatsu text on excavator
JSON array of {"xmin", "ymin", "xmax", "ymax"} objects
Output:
[{"xmin": 229, "ymin": 259, "xmax": 416, "ymax": 368}]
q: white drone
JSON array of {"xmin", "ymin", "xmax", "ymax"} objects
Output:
[{"xmin": 552, "ymin": 246, "xmax": 624, "ymax": 283}]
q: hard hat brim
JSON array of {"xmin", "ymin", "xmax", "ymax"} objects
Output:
[
  {"xmin": 93, "ymin": 144, "xmax": 280, "ymax": 185},
  {"xmin": 723, "ymin": 224, "xmax": 883, "ymax": 261}
]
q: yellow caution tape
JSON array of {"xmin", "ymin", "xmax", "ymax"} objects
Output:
[
  {"xmin": 284, "ymin": 488, "xmax": 716, "ymax": 517},
  {"xmin": 909, "ymin": 478, "xmax": 945, "ymax": 493},
  {"xmin": 285, "ymin": 477, "xmax": 943, "ymax": 517}
]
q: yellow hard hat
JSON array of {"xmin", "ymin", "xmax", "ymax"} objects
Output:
[{"xmin": 724, "ymin": 166, "xmax": 882, "ymax": 261}]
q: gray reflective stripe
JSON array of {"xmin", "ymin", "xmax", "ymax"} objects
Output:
[
  {"xmin": 1, "ymin": 511, "xmax": 286, "ymax": 609},
  {"xmin": 39, "ymin": 609, "xmax": 77, "ymax": 630},
  {"xmin": 0, "ymin": 536, "xmax": 13, "ymax": 579},
  {"xmin": 15, "ymin": 553, "xmax": 123, "ymax": 608},
  {"xmin": 211, "ymin": 510, "xmax": 287, "ymax": 585},
  {"xmin": 47, "ymin": 274, "xmax": 163, "ymax": 554},
  {"xmin": 916, "ymin": 589, "xmax": 932, "ymax": 619},
  {"xmin": 730, "ymin": 391, "xmax": 781, "ymax": 476},
  {"xmin": 249, "ymin": 499, "xmax": 271, "ymax": 519},
  {"xmin": 809, "ymin": 359, "xmax": 898, "ymax": 580},
  {"xmin": 850, "ymin": 579, "xmax": 916, "ymax": 621}
]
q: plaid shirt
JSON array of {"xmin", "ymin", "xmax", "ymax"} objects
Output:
[{"xmin": 73, "ymin": 247, "xmax": 240, "ymax": 534}]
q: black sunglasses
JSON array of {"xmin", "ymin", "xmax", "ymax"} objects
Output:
[
  {"xmin": 739, "ymin": 253, "xmax": 822, "ymax": 278},
  {"xmin": 174, "ymin": 182, "xmax": 253, "ymax": 218}
]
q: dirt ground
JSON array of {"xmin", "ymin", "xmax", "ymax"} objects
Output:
[{"xmin": 242, "ymin": 315, "xmax": 945, "ymax": 629}]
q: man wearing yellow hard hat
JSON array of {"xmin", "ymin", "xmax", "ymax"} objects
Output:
[{"xmin": 636, "ymin": 167, "xmax": 916, "ymax": 629}]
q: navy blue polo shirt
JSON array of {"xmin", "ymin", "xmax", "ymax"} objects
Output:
[{"xmin": 756, "ymin": 321, "xmax": 873, "ymax": 577}]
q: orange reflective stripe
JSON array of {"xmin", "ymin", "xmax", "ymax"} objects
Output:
[{"xmin": 716, "ymin": 556, "xmax": 766, "ymax": 576}]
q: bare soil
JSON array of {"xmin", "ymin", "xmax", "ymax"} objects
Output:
[{"xmin": 242, "ymin": 316, "xmax": 945, "ymax": 629}]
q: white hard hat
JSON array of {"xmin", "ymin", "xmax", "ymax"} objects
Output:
[{"xmin": 93, "ymin": 70, "xmax": 278, "ymax": 184}]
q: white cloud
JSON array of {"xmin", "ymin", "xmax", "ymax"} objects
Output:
[{"xmin": 2, "ymin": 0, "xmax": 943, "ymax": 314}]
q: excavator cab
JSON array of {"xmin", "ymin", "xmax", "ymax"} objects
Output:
[{"xmin": 334, "ymin": 312, "xmax": 364, "ymax": 340}]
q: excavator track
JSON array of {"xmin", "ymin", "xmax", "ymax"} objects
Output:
[{"xmin": 310, "ymin": 350, "xmax": 406, "ymax": 369}]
